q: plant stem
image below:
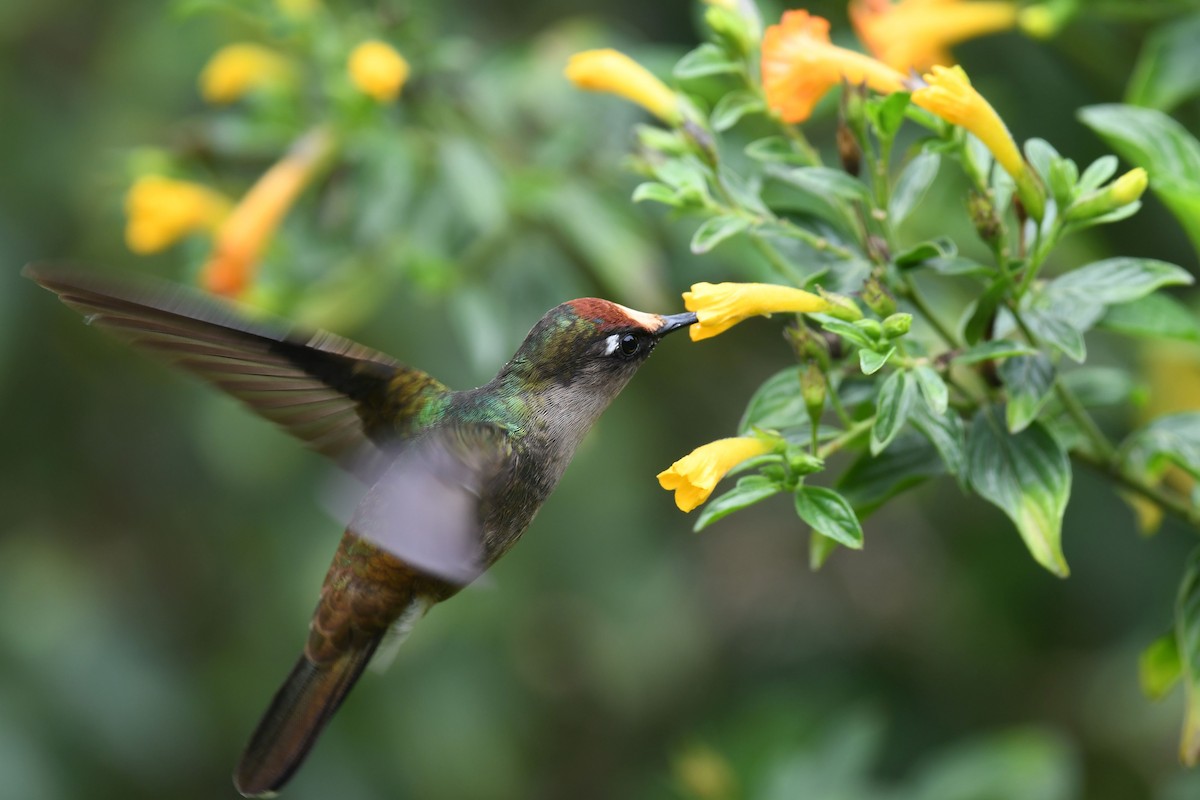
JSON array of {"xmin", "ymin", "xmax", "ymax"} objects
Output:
[
  {"xmin": 818, "ymin": 416, "xmax": 874, "ymax": 459},
  {"xmin": 1055, "ymin": 382, "xmax": 1118, "ymax": 461},
  {"xmin": 749, "ymin": 235, "xmax": 808, "ymax": 284},
  {"xmin": 899, "ymin": 274, "xmax": 961, "ymax": 349},
  {"xmin": 1071, "ymin": 450, "xmax": 1200, "ymax": 528}
]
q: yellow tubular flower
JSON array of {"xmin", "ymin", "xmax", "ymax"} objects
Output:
[
  {"xmin": 658, "ymin": 437, "xmax": 775, "ymax": 512},
  {"xmin": 348, "ymin": 40, "xmax": 410, "ymax": 103},
  {"xmin": 565, "ymin": 49, "xmax": 681, "ymax": 125},
  {"xmin": 761, "ymin": 10, "xmax": 906, "ymax": 124},
  {"xmin": 912, "ymin": 65, "xmax": 1045, "ymax": 220},
  {"xmin": 202, "ymin": 128, "xmax": 337, "ymax": 298},
  {"xmin": 683, "ymin": 282, "xmax": 830, "ymax": 341},
  {"xmin": 850, "ymin": 0, "xmax": 1019, "ymax": 72},
  {"xmin": 199, "ymin": 43, "xmax": 293, "ymax": 104},
  {"xmin": 124, "ymin": 176, "xmax": 229, "ymax": 255}
]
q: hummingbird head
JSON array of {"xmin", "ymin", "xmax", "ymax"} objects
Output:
[{"xmin": 495, "ymin": 298, "xmax": 696, "ymax": 444}]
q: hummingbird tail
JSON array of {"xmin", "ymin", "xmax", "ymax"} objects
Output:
[{"xmin": 233, "ymin": 640, "xmax": 380, "ymax": 798}]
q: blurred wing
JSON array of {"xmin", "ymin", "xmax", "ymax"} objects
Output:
[
  {"xmin": 349, "ymin": 424, "xmax": 517, "ymax": 585},
  {"xmin": 25, "ymin": 264, "xmax": 447, "ymax": 477}
]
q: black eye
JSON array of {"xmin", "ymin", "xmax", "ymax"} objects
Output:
[{"xmin": 619, "ymin": 333, "xmax": 641, "ymax": 356}]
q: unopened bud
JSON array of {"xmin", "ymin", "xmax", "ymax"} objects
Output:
[
  {"xmin": 800, "ymin": 362, "xmax": 826, "ymax": 424},
  {"xmin": 1018, "ymin": 0, "xmax": 1078, "ymax": 39},
  {"xmin": 882, "ymin": 312, "xmax": 912, "ymax": 338},
  {"xmin": 784, "ymin": 322, "xmax": 829, "ymax": 364},
  {"xmin": 817, "ymin": 288, "xmax": 863, "ymax": 322},
  {"xmin": 860, "ymin": 276, "xmax": 896, "ymax": 317},
  {"xmin": 1063, "ymin": 167, "xmax": 1148, "ymax": 222},
  {"xmin": 968, "ymin": 190, "xmax": 1002, "ymax": 244},
  {"xmin": 854, "ymin": 318, "xmax": 884, "ymax": 340},
  {"xmin": 704, "ymin": 5, "xmax": 753, "ymax": 58},
  {"xmin": 837, "ymin": 122, "xmax": 861, "ymax": 176},
  {"xmin": 840, "ymin": 80, "xmax": 868, "ymax": 142},
  {"xmin": 1047, "ymin": 158, "xmax": 1077, "ymax": 210}
]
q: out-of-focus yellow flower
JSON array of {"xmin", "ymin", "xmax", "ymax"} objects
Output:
[
  {"xmin": 672, "ymin": 743, "xmax": 738, "ymax": 800},
  {"xmin": 683, "ymin": 282, "xmax": 830, "ymax": 341},
  {"xmin": 761, "ymin": 10, "xmax": 906, "ymax": 124},
  {"xmin": 202, "ymin": 128, "xmax": 336, "ymax": 298},
  {"xmin": 275, "ymin": 0, "xmax": 319, "ymax": 18},
  {"xmin": 348, "ymin": 40, "xmax": 410, "ymax": 102},
  {"xmin": 850, "ymin": 0, "xmax": 1019, "ymax": 72},
  {"xmin": 658, "ymin": 437, "xmax": 775, "ymax": 512},
  {"xmin": 912, "ymin": 64, "xmax": 1044, "ymax": 219},
  {"xmin": 1111, "ymin": 167, "xmax": 1149, "ymax": 205},
  {"xmin": 124, "ymin": 176, "xmax": 229, "ymax": 255},
  {"xmin": 565, "ymin": 49, "xmax": 681, "ymax": 125},
  {"xmin": 199, "ymin": 43, "xmax": 293, "ymax": 104}
]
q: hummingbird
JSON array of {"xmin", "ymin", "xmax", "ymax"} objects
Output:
[{"xmin": 25, "ymin": 264, "xmax": 697, "ymax": 797}]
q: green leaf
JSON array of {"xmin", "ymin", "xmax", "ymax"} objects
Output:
[
  {"xmin": 739, "ymin": 368, "xmax": 804, "ymax": 433},
  {"xmin": 817, "ymin": 316, "xmax": 877, "ymax": 351},
  {"xmin": 954, "ymin": 339, "xmax": 1038, "ymax": 365},
  {"xmin": 838, "ymin": 434, "xmax": 944, "ymax": 515},
  {"xmin": 859, "ymin": 347, "xmax": 895, "ymax": 376},
  {"xmin": 1177, "ymin": 547, "xmax": 1200, "ymax": 764},
  {"xmin": 1121, "ymin": 412, "xmax": 1200, "ymax": 482},
  {"xmin": 1060, "ymin": 367, "xmax": 1137, "ymax": 408},
  {"xmin": 893, "ymin": 238, "xmax": 956, "ymax": 269},
  {"xmin": 1000, "ymin": 354, "xmax": 1055, "ymax": 433},
  {"xmin": 1023, "ymin": 138, "xmax": 1062, "ymax": 187},
  {"xmin": 674, "ymin": 43, "xmax": 740, "ymax": 78},
  {"xmin": 631, "ymin": 182, "xmax": 682, "ymax": 207},
  {"xmin": 1126, "ymin": 14, "xmax": 1200, "ymax": 113},
  {"xmin": 690, "ymin": 215, "xmax": 751, "ymax": 254},
  {"xmin": 870, "ymin": 91, "xmax": 911, "ymax": 139},
  {"xmin": 710, "ymin": 90, "xmax": 764, "ymax": 132},
  {"xmin": 775, "ymin": 166, "xmax": 873, "ymax": 204},
  {"xmin": 1079, "ymin": 103, "xmax": 1200, "ymax": 256},
  {"xmin": 889, "ymin": 152, "xmax": 940, "ymax": 226},
  {"xmin": 872, "ymin": 370, "xmax": 916, "ymax": 455},
  {"xmin": 963, "ymin": 277, "xmax": 1011, "ymax": 345},
  {"xmin": 1022, "ymin": 309, "xmax": 1087, "ymax": 363},
  {"xmin": 967, "ymin": 408, "xmax": 1072, "ymax": 577},
  {"xmin": 810, "ymin": 530, "xmax": 839, "ymax": 570},
  {"xmin": 911, "ymin": 403, "xmax": 967, "ymax": 478},
  {"xmin": 745, "ymin": 136, "xmax": 811, "ymax": 165},
  {"xmin": 1078, "ymin": 155, "xmax": 1119, "ymax": 193},
  {"xmin": 1140, "ymin": 632, "xmax": 1183, "ymax": 702},
  {"xmin": 795, "ymin": 485, "xmax": 864, "ymax": 549},
  {"xmin": 439, "ymin": 137, "xmax": 507, "ymax": 233},
  {"xmin": 1100, "ymin": 293, "xmax": 1200, "ymax": 342},
  {"xmin": 694, "ymin": 475, "xmax": 782, "ymax": 532},
  {"xmin": 1045, "ymin": 257, "xmax": 1193, "ymax": 309},
  {"xmin": 912, "ymin": 365, "xmax": 949, "ymax": 415}
]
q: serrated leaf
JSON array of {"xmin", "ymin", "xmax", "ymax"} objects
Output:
[
  {"xmin": 694, "ymin": 476, "xmax": 782, "ymax": 531},
  {"xmin": 1141, "ymin": 632, "xmax": 1183, "ymax": 702},
  {"xmin": 1121, "ymin": 412, "xmax": 1200, "ymax": 482},
  {"xmin": 911, "ymin": 401, "xmax": 967, "ymax": 478},
  {"xmin": 872, "ymin": 370, "xmax": 915, "ymax": 455},
  {"xmin": 631, "ymin": 182, "xmax": 682, "ymax": 207},
  {"xmin": 967, "ymin": 408, "xmax": 1072, "ymax": 577},
  {"xmin": 795, "ymin": 485, "xmax": 864, "ymax": 549},
  {"xmin": 1079, "ymin": 104, "xmax": 1200, "ymax": 256},
  {"xmin": 1177, "ymin": 547, "xmax": 1200, "ymax": 764},
  {"xmin": 690, "ymin": 215, "xmax": 750, "ymax": 254},
  {"xmin": 1045, "ymin": 257, "xmax": 1193, "ymax": 309},
  {"xmin": 889, "ymin": 152, "xmax": 940, "ymax": 226},
  {"xmin": 913, "ymin": 365, "xmax": 949, "ymax": 415},
  {"xmin": 1000, "ymin": 354, "xmax": 1055, "ymax": 433},
  {"xmin": 674, "ymin": 43, "xmax": 740, "ymax": 78},
  {"xmin": 954, "ymin": 339, "xmax": 1038, "ymax": 365},
  {"xmin": 838, "ymin": 434, "xmax": 944, "ymax": 515},
  {"xmin": 711, "ymin": 90, "xmax": 764, "ymax": 132},
  {"xmin": 739, "ymin": 368, "xmax": 804, "ymax": 433},
  {"xmin": 1100, "ymin": 293, "xmax": 1200, "ymax": 342},
  {"xmin": 1126, "ymin": 14, "xmax": 1200, "ymax": 113},
  {"xmin": 859, "ymin": 347, "xmax": 895, "ymax": 376}
]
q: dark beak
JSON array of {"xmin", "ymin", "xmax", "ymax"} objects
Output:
[{"xmin": 656, "ymin": 311, "xmax": 698, "ymax": 336}]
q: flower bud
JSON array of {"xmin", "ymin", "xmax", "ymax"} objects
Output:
[
  {"xmin": 882, "ymin": 312, "xmax": 912, "ymax": 338},
  {"xmin": 968, "ymin": 190, "xmax": 1002, "ymax": 244},
  {"xmin": 1063, "ymin": 167, "xmax": 1148, "ymax": 223},
  {"xmin": 800, "ymin": 362, "xmax": 826, "ymax": 424},
  {"xmin": 704, "ymin": 5, "xmax": 754, "ymax": 58},
  {"xmin": 854, "ymin": 318, "xmax": 884, "ymax": 340},
  {"xmin": 860, "ymin": 276, "xmax": 896, "ymax": 317}
]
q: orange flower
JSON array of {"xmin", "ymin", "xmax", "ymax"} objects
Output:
[
  {"xmin": 850, "ymin": 0, "xmax": 1019, "ymax": 72},
  {"xmin": 201, "ymin": 128, "xmax": 336, "ymax": 297},
  {"xmin": 761, "ymin": 11, "xmax": 907, "ymax": 124}
]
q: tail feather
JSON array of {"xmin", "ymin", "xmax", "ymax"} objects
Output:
[{"xmin": 233, "ymin": 640, "xmax": 380, "ymax": 798}]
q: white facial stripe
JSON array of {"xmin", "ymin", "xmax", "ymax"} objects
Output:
[
  {"xmin": 613, "ymin": 303, "xmax": 663, "ymax": 332},
  {"xmin": 604, "ymin": 334, "xmax": 621, "ymax": 355}
]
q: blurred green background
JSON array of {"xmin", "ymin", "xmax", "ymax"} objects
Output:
[{"xmin": 5, "ymin": 1, "xmax": 1200, "ymax": 798}]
